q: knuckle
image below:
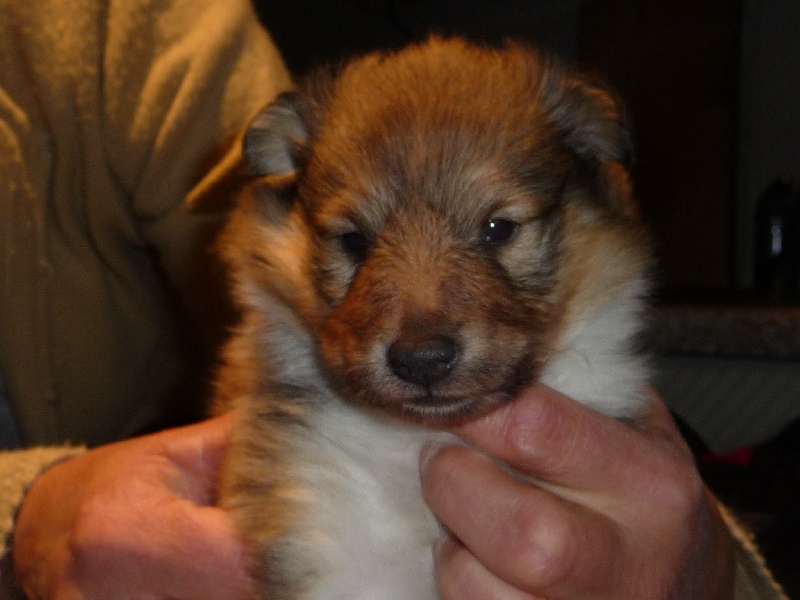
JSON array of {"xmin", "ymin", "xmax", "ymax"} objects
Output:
[
  {"xmin": 504, "ymin": 408, "xmax": 574, "ymax": 478},
  {"xmin": 435, "ymin": 541, "xmax": 476, "ymax": 600},
  {"xmin": 509, "ymin": 510, "xmax": 579, "ymax": 589},
  {"xmin": 420, "ymin": 445, "xmax": 459, "ymax": 495},
  {"xmin": 652, "ymin": 457, "xmax": 705, "ymax": 521},
  {"xmin": 436, "ymin": 564, "xmax": 467, "ymax": 600}
]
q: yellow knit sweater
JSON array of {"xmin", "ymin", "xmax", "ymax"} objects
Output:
[
  {"xmin": 0, "ymin": 0, "xmax": 288, "ymax": 593},
  {"xmin": 0, "ymin": 0, "xmax": 290, "ymax": 447}
]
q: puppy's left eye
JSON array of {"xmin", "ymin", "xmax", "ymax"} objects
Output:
[
  {"xmin": 481, "ymin": 218, "xmax": 518, "ymax": 246},
  {"xmin": 338, "ymin": 231, "xmax": 371, "ymax": 263}
]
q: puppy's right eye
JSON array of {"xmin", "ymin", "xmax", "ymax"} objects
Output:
[
  {"xmin": 481, "ymin": 218, "xmax": 519, "ymax": 246},
  {"xmin": 338, "ymin": 231, "xmax": 370, "ymax": 263}
]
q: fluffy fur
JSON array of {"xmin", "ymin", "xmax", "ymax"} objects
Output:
[{"xmin": 215, "ymin": 37, "xmax": 652, "ymax": 600}]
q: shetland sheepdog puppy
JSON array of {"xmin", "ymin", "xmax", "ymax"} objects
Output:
[{"xmin": 215, "ymin": 37, "xmax": 651, "ymax": 600}]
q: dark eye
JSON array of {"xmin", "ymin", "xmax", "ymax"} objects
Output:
[
  {"xmin": 481, "ymin": 218, "xmax": 518, "ymax": 246},
  {"xmin": 338, "ymin": 231, "xmax": 370, "ymax": 262}
]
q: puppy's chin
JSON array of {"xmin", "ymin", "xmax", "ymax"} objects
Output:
[
  {"xmin": 367, "ymin": 387, "xmax": 522, "ymax": 427},
  {"xmin": 397, "ymin": 395, "xmax": 503, "ymax": 426}
]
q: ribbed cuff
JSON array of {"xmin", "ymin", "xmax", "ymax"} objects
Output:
[
  {"xmin": 0, "ymin": 447, "xmax": 85, "ymax": 598},
  {"xmin": 718, "ymin": 503, "xmax": 789, "ymax": 600}
]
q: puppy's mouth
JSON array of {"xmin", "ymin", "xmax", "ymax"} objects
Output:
[
  {"xmin": 391, "ymin": 389, "xmax": 514, "ymax": 425},
  {"xmin": 401, "ymin": 395, "xmax": 477, "ymax": 421}
]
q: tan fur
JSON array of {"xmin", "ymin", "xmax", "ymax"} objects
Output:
[{"xmin": 215, "ymin": 37, "xmax": 652, "ymax": 599}]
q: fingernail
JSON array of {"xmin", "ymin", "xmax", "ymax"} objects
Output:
[
  {"xmin": 432, "ymin": 530, "xmax": 449, "ymax": 558},
  {"xmin": 432, "ymin": 529, "xmax": 460, "ymax": 564},
  {"xmin": 419, "ymin": 441, "xmax": 447, "ymax": 477}
]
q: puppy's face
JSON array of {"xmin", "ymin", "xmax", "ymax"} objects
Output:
[{"xmin": 225, "ymin": 38, "xmax": 648, "ymax": 424}]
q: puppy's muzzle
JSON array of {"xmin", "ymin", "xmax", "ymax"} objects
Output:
[{"xmin": 387, "ymin": 333, "xmax": 460, "ymax": 389}]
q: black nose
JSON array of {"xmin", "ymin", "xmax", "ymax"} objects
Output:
[{"xmin": 387, "ymin": 334, "xmax": 460, "ymax": 387}]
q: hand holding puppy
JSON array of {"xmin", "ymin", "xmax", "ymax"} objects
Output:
[
  {"xmin": 421, "ymin": 384, "xmax": 736, "ymax": 600},
  {"xmin": 11, "ymin": 390, "xmax": 738, "ymax": 599},
  {"xmin": 12, "ymin": 414, "xmax": 251, "ymax": 600}
]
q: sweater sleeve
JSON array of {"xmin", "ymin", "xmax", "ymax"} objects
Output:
[
  {"xmin": 721, "ymin": 504, "xmax": 789, "ymax": 600},
  {"xmin": 101, "ymin": 0, "xmax": 293, "ymax": 348},
  {"xmin": 735, "ymin": 556, "xmax": 788, "ymax": 600},
  {"xmin": 0, "ymin": 447, "xmax": 85, "ymax": 598},
  {"xmin": 0, "ymin": 0, "xmax": 292, "ymax": 446}
]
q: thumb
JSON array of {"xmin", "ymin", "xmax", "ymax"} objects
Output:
[{"xmin": 158, "ymin": 412, "xmax": 237, "ymax": 505}]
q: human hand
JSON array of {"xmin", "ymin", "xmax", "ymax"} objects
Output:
[
  {"xmin": 12, "ymin": 414, "xmax": 252, "ymax": 600},
  {"xmin": 420, "ymin": 384, "xmax": 736, "ymax": 599}
]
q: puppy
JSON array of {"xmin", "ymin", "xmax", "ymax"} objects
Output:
[{"xmin": 215, "ymin": 37, "xmax": 652, "ymax": 600}]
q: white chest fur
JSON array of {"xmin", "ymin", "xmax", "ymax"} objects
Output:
[
  {"xmin": 278, "ymin": 290, "xmax": 647, "ymax": 600},
  {"xmin": 286, "ymin": 403, "xmax": 453, "ymax": 600}
]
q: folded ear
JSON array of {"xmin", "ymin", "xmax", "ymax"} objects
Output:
[
  {"xmin": 540, "ymin": 65, "xmax": 637, "ymax": 217},
  {"xmin": 243, "ymin": 91, "xmax": 311, "ymax": 178},
  {"xmin": 543, "ymin": 69, "xmax": 633, "ymax": 167}
]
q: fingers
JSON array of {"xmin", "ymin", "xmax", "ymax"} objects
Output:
[
  {"xmin": 449, "ymin": 384, "xmax": 690, "ymax": 499},
  {"xmin": 124, "ymin": 417, "xmax": 252, "ymax": 600},
  {"xmin": 421, "ymin": 385, "xmax": 719, "ymax": 598},
  {"xmin": 421, "ymin": 443, "xmax": 621, "ymax": 598},
  {"xmin": 181, "ymin": 508, "xmax": 252, "ymax": 600},
  {"xmin": 134, "ymin": 415, "xmax": 253, "ymax": 599},
  {"xmin": 434, "ymin": 535, "xmax": 537, "ymax": 600},
  {"xmin": 637, "ymin": 390, "xmax": 695, "ymax": 456}
]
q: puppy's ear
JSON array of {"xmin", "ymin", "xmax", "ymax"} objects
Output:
[
  {"xmin": 544, "ymin": 71, "xmax": 633, "ymax": 167},
  {"xmin": 541, "ymin": 68, "xmax": 638, "ymax": 217},
  {"xmin": 243, "ymin": 91, "xmax": 311, "ymax": 180}
]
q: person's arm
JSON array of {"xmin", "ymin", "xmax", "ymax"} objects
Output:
[{"xmin": 420, "ymin": 384, "xmax": 786, "ymax": 599}]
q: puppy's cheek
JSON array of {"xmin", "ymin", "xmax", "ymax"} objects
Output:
[
  {"xmin": 317, "ymin": 296, "xmax": 395, "ymax": 390},
  {"xmin": 456, "ymin": 323, "xmax": 541, "ymax": 388},
  {"xmin": 318, "ymin": 313, "xmax": 366, "ymax": 375}
]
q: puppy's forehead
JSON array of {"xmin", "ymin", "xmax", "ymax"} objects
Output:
[
  {"xmin": 305, "ymin": 150, "xmax": 554, "ymax": 240},
  {"xmin": 303, "ymin": 44, "xmax": 568, "ymax": 229}
]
